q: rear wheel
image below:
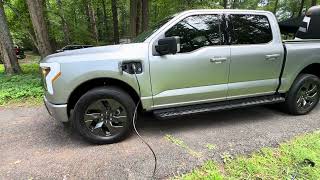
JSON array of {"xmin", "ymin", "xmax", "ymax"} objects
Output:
[
  {"xmin": 283, "ymin": 74, "xmax": 320, "ymax": 115},
  {"xmin": 73, "ymin": 87, "xmax": 135, "ymax": 144}
]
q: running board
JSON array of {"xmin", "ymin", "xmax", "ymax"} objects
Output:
[{"xmin": 153, "ymin": 95, "xmax": 285, "ymax": 119}]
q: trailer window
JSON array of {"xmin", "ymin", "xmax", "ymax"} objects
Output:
[{"xmin": 228, "ymin": 14, "xmax": 273, "ymax": 45}]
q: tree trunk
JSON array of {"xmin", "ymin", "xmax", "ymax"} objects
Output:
[
  {"xmin": 101, "ymin": 0, "xmax": 109, "ymax": 42},
  {"xmin": 273, "ymin": 0, "xmax": 279, "ymax": 14},
  {"xmin": 298, "ymin": 0, "xmax": 306, "ymax": 16},
  {"xmin": 84, "ymin": 0, "xmax": 99, "ymax": 44},
  {"xmin": 120, "ymin": 5, "xmax": 127, "ymax": 37},
  {"xmin": 130, "ymin": 0, "xmax": 142, "ymax": 38},
  {"xmin": 141, "ymin": 0, "xmax": 149, "ymax": 32},
  {"xmin": 232, "ymin": 0, "xmax": 237, "ymax": 9},
  {"xmin": 311, "ymin": 0, "xmax": 317, "ymax": 6},
  {"xmin": 26, "ymin": 0, "xmax": 53, "ymax": 58},
  {"xmin": 222, "ymin": 0, "xmax": 228, "ymax": 9},
  {"xmin": 56, "ymin": 0, "xmax": 71, "ymax": 45},
  {"xmin": 111, "ymin": 0, "xmax": 119, "ymax": 44},
  {"xmin": 130, "ymin": 0, "xmax": 138, "ymax": 38},
  {"xmin": 43, "ymin": 0, "xmax": 58, "ymax": 51},
  {"xmin": 0, "ymin": 2, "xmax": 21, "ymax": 74},
  {"xmin": 136, "ymin": 0, "xmax": 141, "ymax": 35}
]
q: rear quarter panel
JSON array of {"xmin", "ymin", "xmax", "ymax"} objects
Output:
[{"xmin": 280, "ymin": 40, "xmax": 320, "ymax": 92}]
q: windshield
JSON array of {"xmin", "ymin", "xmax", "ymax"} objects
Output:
[{"xmin": 133, "ymin": 16, "xmax": 174, "ymax": 43}]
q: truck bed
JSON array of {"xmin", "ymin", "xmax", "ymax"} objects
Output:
[{"xmin": 279, "ymin": 39, "xmax": 320, "ymax": 93}]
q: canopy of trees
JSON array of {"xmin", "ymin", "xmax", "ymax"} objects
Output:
[{"xmin": 0, "ymin": 0, "xmax": 319, "ymax": 74}]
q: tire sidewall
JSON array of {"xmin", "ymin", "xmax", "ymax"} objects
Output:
[
  {"xmin": 73, "ymin": 87, "xmax": 135, "ymax": 144},
  {"xmin": 287, "ymin": 74, "xmax": 320, "ymax": 115}
]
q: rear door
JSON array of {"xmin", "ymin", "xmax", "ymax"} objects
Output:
[{"xmin": 226, "ymin": 13, "xmax": 284, "ymax": 99}]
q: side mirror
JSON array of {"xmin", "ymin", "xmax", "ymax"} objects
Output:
[{"xmin": 155, "ymin": 37, "xmax": 180, "ymax": 55}]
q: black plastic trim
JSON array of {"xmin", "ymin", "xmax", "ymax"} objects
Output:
[
  {"xmin": 276, "ymin": 44, "xmax": 288, "ymax": 93},
  {"xmin": 154, "ymin": 95, "xmax": 285, "ymax": 119}
]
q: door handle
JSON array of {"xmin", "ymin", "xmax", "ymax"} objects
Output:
[
  {"xmin": 265, "ymin": 54, "xmax": 280, "ymax": 61},
  {"xmin": 210, "ymin": 57, "xmax": 227, "ymax": 64}
]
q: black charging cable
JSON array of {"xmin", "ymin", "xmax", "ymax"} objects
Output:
[{"xmin": 132, "ymin": 64, "xmax": 158, "ymax": 179}]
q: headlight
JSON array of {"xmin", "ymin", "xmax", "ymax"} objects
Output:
[{"xmin": 40, "ymin": 62, "xmax": 61, "ymax": 95}]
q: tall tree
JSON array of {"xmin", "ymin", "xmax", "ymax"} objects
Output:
[
  {"xmin": 273, "ymin": 0, "xmax": 279, "ymax": 14},
  {"xmin": 141, "ymin": 0, "xmax": 149, "ymax": 31},
  {"xmin": 84, "ymin": 0, "xmax": 99, "ymax": 44},
  {"xmin": 130, "ymin": 0, "xmax": 138, "ymax": 38},
  {"xmin": 136, "ymin": 0, "xmax": 141, "ymax": 34},
  {"xmin": 298, "ymin": 0, "xmax": 306, "ymax": 16},
  {"xmin": 232, "ymin": 0, "xmax": 238, "ymax": 9},
  {"xmin": 0, "ymin": 1, "xmax": 21, "ymax": 74},
  {"xmin": 111, "ymin": 0, "xmax": 119, "ymax": 44},
  {"xmin": 101, "ymin": 0, "xmax": 109, "ymax": 42},
  {"xmin": 311, "ymin": 0, "xmax": 317, "ymax": 6},
  {"xmin": 56, "ymin": 0, "xmax": 71, "ymax": 45},
  {"xmin": 26, "ymin": 0, "xmax": 53, "ymax": 58},
  {"xmin": 222, "ymin": 0, "xmax": 228, "ymax": 9}
]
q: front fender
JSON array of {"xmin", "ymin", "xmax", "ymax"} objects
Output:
[{"xmin": 45, "ymin": 60, "xmax": 140, "ymax": 104}]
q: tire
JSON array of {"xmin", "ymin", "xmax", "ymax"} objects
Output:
[
  {"xmin": 62, "ymin": 121, "xmax": 70, "ymax": 127},
  {"xmin": 283, "ymin": 74, "xmax": 320, "ymax": 115},
  {"xmin": 72, "ymin": 87, "xmax": 136, "ymax": 144}
]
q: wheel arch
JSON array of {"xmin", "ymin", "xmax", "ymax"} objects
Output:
[
  {"xmin": 299, "ymin": 63, "xmax": 320, "ymax": 78},
  {"xmin": 67, "ymin": 77, "xmax": 140, "ymax": 117}
]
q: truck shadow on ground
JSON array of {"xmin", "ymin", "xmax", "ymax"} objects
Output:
[
  {"xmin": 137, "ymin": 106, "xmax": 286, "ymax": 132},
  {"xmin": 44, "ymin": 105, "xmax": 286, "ymax": 147}
]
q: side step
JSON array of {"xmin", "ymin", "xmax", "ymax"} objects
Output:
[{"xmin": 153, "ymin": 95, "xmax": 285, "ymax": 119}]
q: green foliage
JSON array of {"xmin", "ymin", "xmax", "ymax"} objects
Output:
[
  {"xmin": 205, "ymin": 143, "xmax": 216, "ymax": 150},
  {"xmin": 4, "ymin": 0, "xmax": 318, "ymax": 51},
  {"xmin": 0, "ymin": 63, "xmax": 43, "ymax": 106},
  {"xmin": 176, "ymin": 161, "xmax": 223, "ymax": 180},
  {"xmin": 176, "ymin": 131, "xmax": 320, "ymax": 179},
  {"xmin": 225, "ymin": 131, "xmax": 320, "ymax": 179}
]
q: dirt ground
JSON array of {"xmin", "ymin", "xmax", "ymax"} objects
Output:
[{"xmin": 1, "ymin": 105, "xmax": 320, "ymax": 179}]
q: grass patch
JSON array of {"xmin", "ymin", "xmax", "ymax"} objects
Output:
[
  {"xmin": 0, "ymin": 63, "xmax": 43, "ymax": 106},
  {"xmin": 176, "ymin": 131, "xmax": 320, "ymax": 180},
  {"xmin": 165, "ymin": 134, "xmax": 202, "ymax": 158},
  {"xmin": 20, "ymin": 51, "xmax": 41, "ymax": 64},
  {"xmin": 176, "ymin": 161, "xmax": 223, "ymax": 180}
]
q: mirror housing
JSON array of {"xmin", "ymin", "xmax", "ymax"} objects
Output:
[{"xmin": 155, "ymin": 37, "xmax": 180, "ymax": 55}]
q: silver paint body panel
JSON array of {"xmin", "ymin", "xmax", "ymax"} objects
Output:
[{"xmin": 40, "ymin": 9, "xmax": 320, "ymax": 122}]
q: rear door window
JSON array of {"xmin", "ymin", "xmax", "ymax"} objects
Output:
[{"xmin": 228, "ymin": 14, "xmax": 273, "ymax": 45}]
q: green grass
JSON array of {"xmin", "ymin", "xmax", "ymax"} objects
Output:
[
  {"xmin": 165, "ymin": 134, "xmax": 203, "ymax": 158},
  {"xmin": 0, "ymin": 63, "xmax": 43, "ymax": 106},
  {"xmin": 177, "ymin": 161, "xmax": 223, "ymax": 180},
  {"xmin": 176, "ymin": 131, "xmax": 320, "ymax": 180}
]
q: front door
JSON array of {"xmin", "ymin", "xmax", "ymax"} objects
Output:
[{"xmin": 149, "ymin": 13, "xmax": 231, "ymax": 109}]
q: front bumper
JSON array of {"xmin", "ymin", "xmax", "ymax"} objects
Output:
[{"xmin": 44, "ymin": 97, "xmax": 69, "ymax": 122}]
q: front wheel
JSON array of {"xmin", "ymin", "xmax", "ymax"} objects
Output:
[
  {"xmin": 72, "ymin": 87, "xmax": 136, "ymax": 144},
  {"xmin": 283, "ymin": 74, "xmax": 320, "ymax": 115}
]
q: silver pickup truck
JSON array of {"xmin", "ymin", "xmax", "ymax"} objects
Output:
[{"xmin": 40, "ymin": 9, "xmax": 320, "ymax": 144}]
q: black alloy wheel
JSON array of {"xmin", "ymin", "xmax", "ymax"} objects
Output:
[
  {"xmin": 84, "ymin": 99, "xmax": 128, "ymax": 137},
  {"xmin": 296, "ymin": 80, "xmax": 319, "ymax": 113},
  {"xmin": 283, "ymin": 74, "xmax": 320, "ymax": 115},
  {"xmin": 73, "ymin": 87, "xmax": 135, "ymax": 144}
]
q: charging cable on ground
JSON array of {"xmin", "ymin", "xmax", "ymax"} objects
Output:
[{"xmin": 132, "ymin": 64, "xmax": 157, "ymax": 179}]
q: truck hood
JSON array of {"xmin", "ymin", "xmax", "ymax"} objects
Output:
[
  {"xmin": 49, "ymin": 44, "xmax": 122, "ymax": 58},
  {"xmin": 41, "ymin": 43, "xmax": 148, "ymax": 64}
]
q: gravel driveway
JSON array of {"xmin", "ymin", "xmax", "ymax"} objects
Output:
[{"xmin": 1, "ymin": 105, "xmax": 320, "ymax": 179}]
